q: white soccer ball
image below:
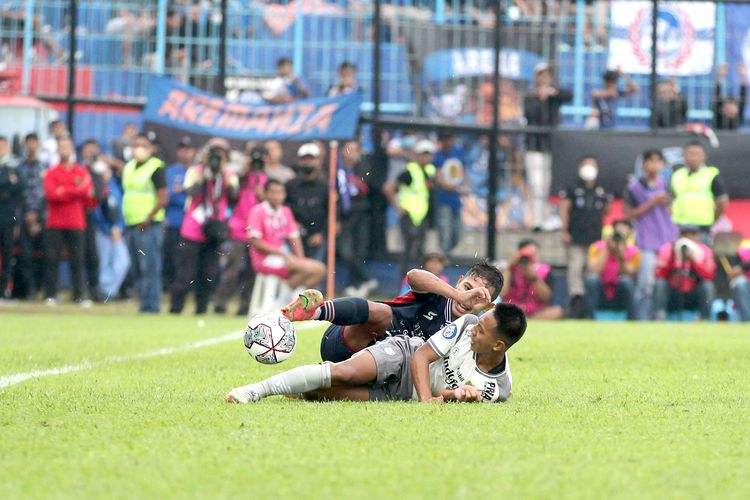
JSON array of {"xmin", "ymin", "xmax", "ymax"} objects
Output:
[{"xmin": 244, "ymin": 312, "xmax": 297, "ymax": 364}]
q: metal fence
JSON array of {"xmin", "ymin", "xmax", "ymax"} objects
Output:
[{"xmin": 4, "ymin": 1, "xmax": 749, "ymax": 130}]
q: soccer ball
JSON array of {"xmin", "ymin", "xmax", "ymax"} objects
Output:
[{"xmin": 244, "ymin": 312, "xmax": 297, "ymax": 364}]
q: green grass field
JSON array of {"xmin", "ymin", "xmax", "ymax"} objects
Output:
[{"xmin": 1, "ymin": 307, "xmax": 749, "ymax": 499}]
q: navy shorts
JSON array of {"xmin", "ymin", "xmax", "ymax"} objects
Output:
[{"xmin": 320, "ymin": 325, "xmax": 356, "ymax": 363}]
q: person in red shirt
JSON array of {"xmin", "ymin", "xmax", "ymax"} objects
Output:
[
  {"xmin": 42, "ymin": 136, "xmax": 93, "ymax": 305},
  {"xmin": 653, "ymin": 225, "xmax": 717, "ymax": 320}
]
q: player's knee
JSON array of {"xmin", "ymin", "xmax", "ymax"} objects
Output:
[
  {"xmin": 368, "ymin": 303, "xmax": 392, "ymax": 329},
  {"xmin": 330, "ymin": 364, "xmax": 358, "ymax": 385}
]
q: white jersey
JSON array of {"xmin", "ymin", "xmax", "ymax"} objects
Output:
[{"xmin": 423, "ymin": 315, "xmax": 512, "ymax": 403}]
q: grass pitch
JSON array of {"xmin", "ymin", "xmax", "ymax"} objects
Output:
[{"xmin": 1, "ymin": 308, "xmax": 749, "ymax": 499}]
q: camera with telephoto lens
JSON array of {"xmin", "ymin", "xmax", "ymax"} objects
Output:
[
  {"xmin": 612, "ymin": 232, "xmax": 624, "ymax": 243},
  {"xmin": 208, "ymin": 148, "xmax": 223, "ymax": 174},
  {"xmin": 740, "ymin": 261, "xmax": 750, "ymax": 271},
  {"xmin": 249, "ymin": 146, "xmax": 266, "ymax": 172},
  {"xmin": 519, "ymin": 255, "xmax": 530, "ymax": 266}
]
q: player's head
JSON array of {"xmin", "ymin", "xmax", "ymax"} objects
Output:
[
  {"xmin": 453, "ymin": 261, "xmax": 504, "ymax": 317},
  {"xmin": 642, "ymin": 149, "xmax": 665, "ymax": 177},
  {"xmin": 471, "ymin": 302, "xmax": 527, "ymax": 355},
  {"xmin": 683, "ymin": 140, "xmax": 706, "ymax": 169},
  {"xmin": 264, "ymin": 178, "xmax": 286, "ymax": 207}
]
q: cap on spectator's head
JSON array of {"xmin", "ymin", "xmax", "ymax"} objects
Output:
[
  {"xmin": 178, "ymin": 136, "xmax": 194, "ymax": 149},
  {"xmin": 297, "ymin": 142, "xmax": 321, "ymax": 158},
  {"xmin": 414, "ymin": 139, "xmax": 436, "ymax": 154},
  {"xmin": 679, "ymin": 224, "xmax": 701, "ymax": 235},
  {"xmin": 534, "ymin": 62, "xmax": 551, "ymax": 75},
  {"xmin": 206, "ymin": 137, "xmax": 230, "ymax": 153}
]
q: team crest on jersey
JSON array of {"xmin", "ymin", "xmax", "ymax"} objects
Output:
[{"xmin": 442, "ymin": 324, "xmax": 458, "ymax": 339}]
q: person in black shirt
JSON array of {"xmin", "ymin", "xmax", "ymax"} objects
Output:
[
  {"xmin": 713, "ymin": 63, "xmax": 747, "ymax": 130},
  {"xmin": 559, "ymin": 156, "xmax": 613, "ymax": 318},
  {"xmin": 654, "ymin": 79, "xmax": 688, "ymax": 128},
  {"xmin": 0, "ymin": 136, "xmax": 23, "ymax": 299},
  {"xmin": 16, "ymin": 133, "xmax": 46, "ymax": 299},
  {"xmin": 285, "ymin": 143, "xmax": 329, "ymax": 263},
  {"xmin": 523, "ymin": 62, "xmax": 572, "ymax": 228}
]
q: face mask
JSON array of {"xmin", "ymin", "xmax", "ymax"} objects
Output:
[
  {"xmin": 92, "ymin": 160, "xmax": 107, "ymax": 175},
  {"xmin": 402, "ymin": 136, "xmax": 416, "ymax": 149},
  {"xmin": 301, "ymin": 166, "xmax": 316, "ymax": 175},
  {"xmin": 133, "ymin": 146, "xmax": 150, "ymax": 162},
  {"xmin": 579, "ymin": 164, "xmax": 598, "ymax": 182}
]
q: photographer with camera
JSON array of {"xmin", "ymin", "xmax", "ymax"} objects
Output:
[
  {"xmin": 584, "ymin": 220, "xmax": 640, "ymax": 320},
  {"xmin": 501, "ymin": 239, "xmax": 563, "ymax": 319},
  {"xmin": 213, "ymin": 144, "xmax": 268, "ymax": 316},
  {"xmin": 653, "ymin": 225, "xmax": 716, "ymax": 320},
  {"xmin": 170, "ymin": 138, "xmax": 239, "ymax": 315}
]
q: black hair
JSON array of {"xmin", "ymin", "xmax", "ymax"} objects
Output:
[
  {"xmin": 517, "ymin": 238, "xmax": 539, "ymax": 251},
  {"xmin": 277, "ymin": 57, "xmax": 292, "ymax": 67},
  {"xmin": 613, "ymin": 219, "xmax": 633, "ymax": 229},
  {"xmin": 338, "ymin": 61, "xmax": 356, "ymax": 71},
  {"xmin": 466, "ymin": 260, "xmax": 504, "ymax": 300},
  {"xmin": 603, "ymin": 70, "xmax": 619, "ymax": 83},
  {"xmin": 684, "ymin": 139, "xmax": 706, "ymax": 151},
  {"xmin": 264, "ymin": 178, "xmax": 284, "ymax": 191},
  {"xmin": 135, "ymin": 133, "xmax": 151, "ymax": 143},
  {"xmin": 0, "ymin": 135, "xmax": 7, "ymax": 143},
  {"xmin": 25, "ymin": 132, "xmax": 39, "ymax": 142},
  {"xmin": 578, "ymin": 155, "xmax": 597, "ymax": 166},
  {"xmin": 642, "ymin": 149, "xmax": 664, "ymax": 161},
  {"xmin": 82, "ymin": 138, "xmax": 100, "ymax": 148},
  {"xmin": 492, "ymin": 302, "xmax": 527, "ymax": 349},
  {"xmin": 49, "ymin": 119, "xmax": 62, "ymax": 130}
]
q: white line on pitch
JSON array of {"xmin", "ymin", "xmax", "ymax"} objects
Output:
[{"xmin": 0, "ymin": 330, "xmax": 244, "ymax": 389}]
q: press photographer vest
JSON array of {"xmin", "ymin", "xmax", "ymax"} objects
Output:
[
  {"xmin": 122, "ymin": 157, "xmax": 165, "ymax": 226},
  {"xmin": 399, "ymin": 161, "xmax": 435, "ymax": 226},
  {"xmin": 670, "ymin": 166, "xmax": 719, "ymax": 227}
]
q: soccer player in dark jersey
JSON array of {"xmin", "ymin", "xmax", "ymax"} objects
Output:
[{"xmin": 280, "ymin": 261, "xmax": 504, "ymax": 362}]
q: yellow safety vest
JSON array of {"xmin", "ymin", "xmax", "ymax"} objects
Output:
[
  {"xmin": 670, "ymin": 166, "xmax": 719, "ymax": 226},
  {"xmin": 399, "ymin": 161, "xmax": 436, "ymax": 226},
  {"xmin": 122, "ymin": 157, "xmax": 165, "ymax": 226}
]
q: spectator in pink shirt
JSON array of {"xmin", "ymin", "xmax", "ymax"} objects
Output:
[
  {"xmin": 502, "ymin": 239, "xmax": 563, "ymax": 319},
  {"xmin": 585, "ymin": 220, "xmax": 641, "ymax": 319},
  {"xmin": 248, "ymin": 179, "xmax": 325, "ymax": 290},
  {"xmin": 213, "ymin": 146, "xmax": 268, "ymax": 316}
]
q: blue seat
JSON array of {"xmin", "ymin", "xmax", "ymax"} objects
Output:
[{"xmin": 593, "ymin": 310, "xmax": 628, "ymax": 322}]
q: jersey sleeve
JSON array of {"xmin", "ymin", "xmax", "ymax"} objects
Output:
[
  {"xmin": 247, "ymin": 205, "xmax": 264, "ymax": 240},
  {"xmin": 427, "ymin": 315, "xmax": 479, "ymax": 357}
]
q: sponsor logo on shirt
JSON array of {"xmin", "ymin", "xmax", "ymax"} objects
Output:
[{"xmin": 423, "ymin": 311, "xmax": 438, "ymax": 320}]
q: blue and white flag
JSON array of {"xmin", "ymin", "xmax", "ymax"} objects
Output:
[
  {"xmin": 726, "ymin": 4, "xmax": 750, "ymax": 85},
  {"xmin": 607, "ymin": 1, "xmax": 715, "ymax": 76}
]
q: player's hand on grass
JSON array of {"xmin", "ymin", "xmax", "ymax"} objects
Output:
[
  {"xmin": 423, "ymin": 396, "xmax": 445, "ymax": 404},
  {"xmin": 453, "ymin": 385, "xmax": 481, "ymax": 402}
]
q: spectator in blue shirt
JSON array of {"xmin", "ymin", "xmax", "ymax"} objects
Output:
[
  {"xmin": 92, "ymin": 162, "xmax": 129, "ymax": 299},
  {"xmin": 592, "ymin": 69, "xmax": 639, "ymax": 129},
  {"xmin": 433, "ymin": 133, "xmax": 466, "ymax": 254},
  {"xmin": 163, "ymin": 137, "xmax": 195, "ymax": 290}
]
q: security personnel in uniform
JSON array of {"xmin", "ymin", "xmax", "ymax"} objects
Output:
[
  {"xmin": 671, "ymin": 140, "xmax": 728, "ymax": 241},
  {"xmin": 122, "ymin": 134, "xmax": 168, "ymax": 313},
  {"xmin": 384, "ymin": 139, "xmax": 437, "ymax": 278}
]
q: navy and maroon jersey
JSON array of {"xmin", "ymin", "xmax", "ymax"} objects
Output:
[{"xmin": 382, "ymin": 291, "xmax": 455, "ymax": 341}]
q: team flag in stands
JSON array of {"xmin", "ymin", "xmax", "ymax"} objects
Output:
[
  {"xmin": 726, "ymin": 4, "xmax": 750, "ymax": 84},
  {"xmin": 607, "ymin": 1, "xmax": 715, "ymax": 76},
  {"xmin": 143, "ymin": 76, "xmax": 362, "ymax": 141}
]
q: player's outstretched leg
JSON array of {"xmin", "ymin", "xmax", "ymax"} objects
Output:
[
  {"xmin": 225, "ymin": 351, "xmax": 379, "ymax": 403},
  {"xmin": 225, "ymin": 363, "xmax": 332, "ymax": 404},
  {"xmin": 281, "ymin": 289, "xmax": 324, "ymax": 321}
]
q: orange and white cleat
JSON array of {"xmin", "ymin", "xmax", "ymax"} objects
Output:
[{"xmin": 281, "ymin": 289, "xmax": 324, "ymax": 322}]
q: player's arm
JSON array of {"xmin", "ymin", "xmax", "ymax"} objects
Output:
[
  {"xmin": 406, "ymin": 269, "xmax": 491, "ymax": 309},
  {"xmin": 435, "ymin": 386, "xmax": 481, "ymax": 402},
  {"xmin": 410, "ymin": 342, "xmax": 442, "ymax": 403}
]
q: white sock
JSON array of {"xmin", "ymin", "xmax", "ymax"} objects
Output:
[{"xmin": 240, "ymin": 364, "xmax": 332, "ymax": 399}]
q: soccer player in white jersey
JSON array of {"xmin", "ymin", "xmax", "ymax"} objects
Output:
[{"xmin": 225, "ymin": 302, "xmax": 527, "ymax": 404}]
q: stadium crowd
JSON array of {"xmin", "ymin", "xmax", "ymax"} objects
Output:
[{"xmin": 1, "ymin": 115, "xmax": 749, "ymax": 322}]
